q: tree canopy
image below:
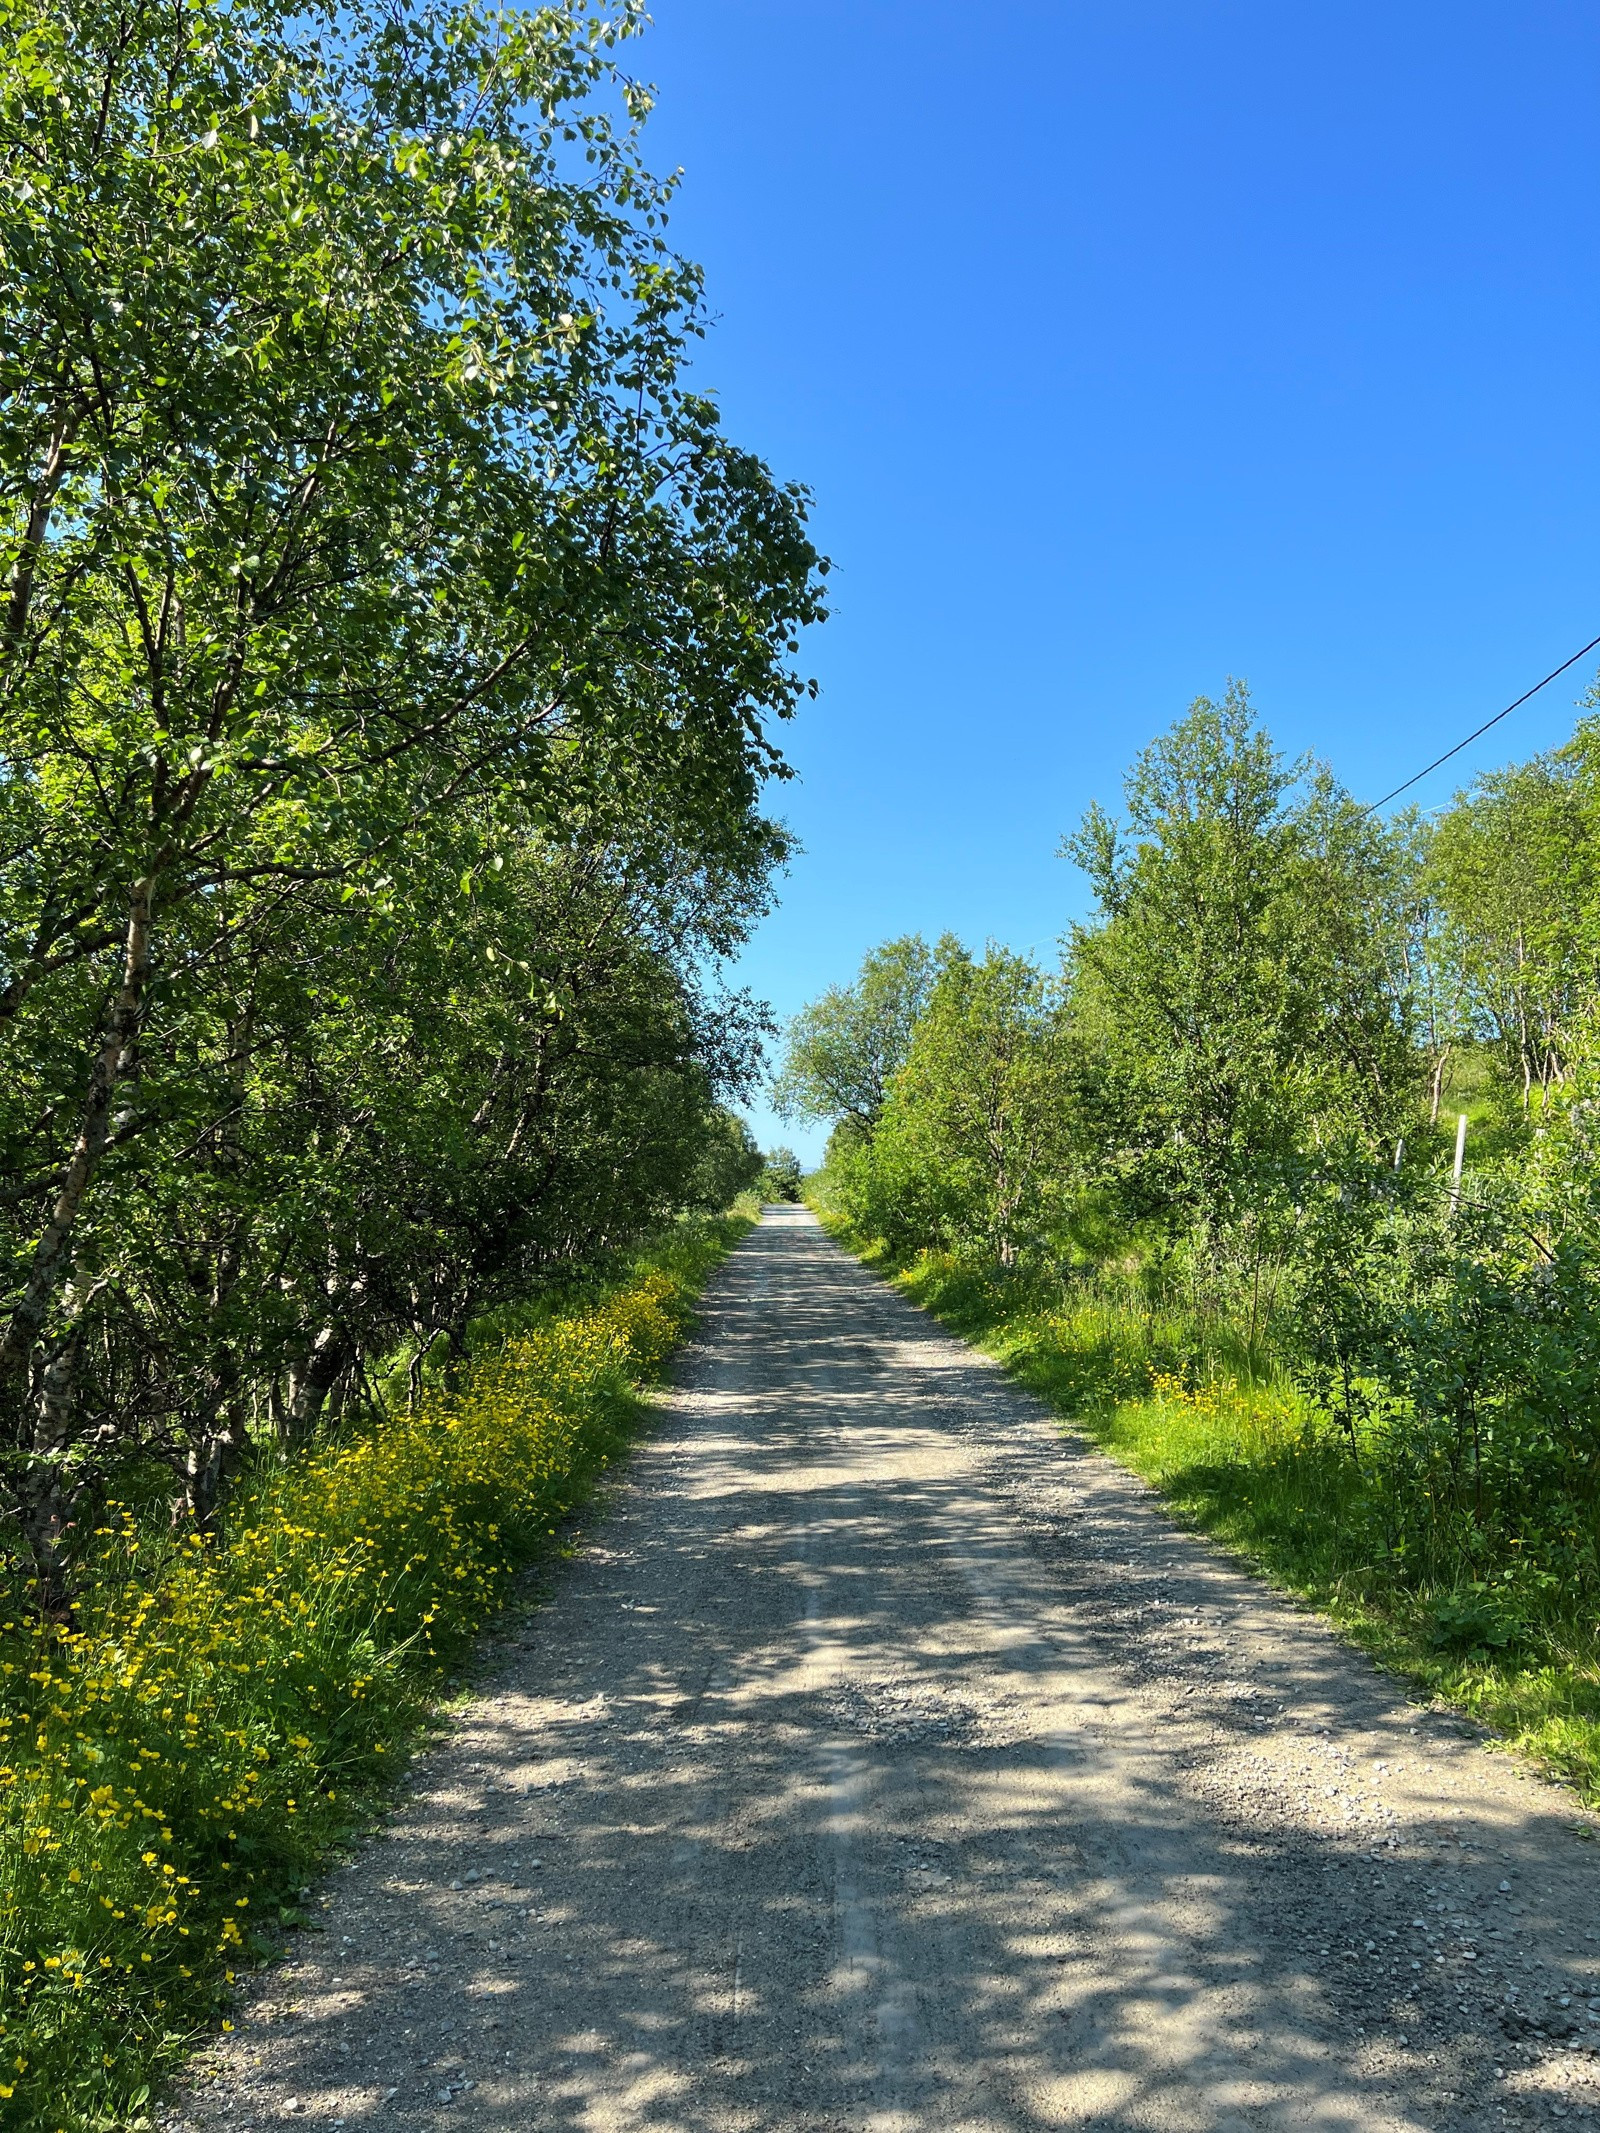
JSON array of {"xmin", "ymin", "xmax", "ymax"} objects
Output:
[
  {"xmin": 1065, "ymin": 684, "xmax": 1417, "ymax": 1229},
  {"xmin": 0, "ymin": 0, "xmax": 824, "ymax": 1605},
  {"xmin": 772, "ymin": 934, "xmax": 935, "ymax": 1134}
]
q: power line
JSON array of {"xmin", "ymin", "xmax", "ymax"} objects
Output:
[{"xmin": 1364, "ymin": 630, "xmax": 1600, "ymax": 813}]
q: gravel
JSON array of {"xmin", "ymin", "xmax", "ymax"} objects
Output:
[{"xmin": 170, "ymin": 1207, "xmax": 1600, "ymax": 2132}]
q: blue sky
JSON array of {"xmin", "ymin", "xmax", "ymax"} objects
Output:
[{"xmin": 634, "ymin": 2, "xmax": 1600, "ymax": 1163}]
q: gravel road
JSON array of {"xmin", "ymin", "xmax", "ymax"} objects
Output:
[{"xmin": 176, "ymin": 1206, "xmax": 1600, "ymax": 2133}]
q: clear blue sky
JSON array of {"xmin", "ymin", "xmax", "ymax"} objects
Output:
[{"xmin": 634, "ymin": 2, "xmax": 1600, "ymax": 1163}]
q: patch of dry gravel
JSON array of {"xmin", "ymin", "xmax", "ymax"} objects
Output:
[{"xmin": 170, "ymin": 1208, "xmax": 1600, "ymax": 2133}]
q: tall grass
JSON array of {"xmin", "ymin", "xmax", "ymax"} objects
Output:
[
  {"xmin": 855, "ymin": 1236, "xmax": 1600, "ymax": 1809},
  {"xmin": 0, "ymin": 1213, "xmax": 747, "ymax": 2132}
]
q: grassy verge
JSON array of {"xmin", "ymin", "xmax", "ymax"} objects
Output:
[
  {"xmin": 823, "ymin": 1216, "xmax": 1600, "ymax": 1813},
  {"xmin": 0, "ymin": 1212, "xmax": 749, "ymax": 2132}
]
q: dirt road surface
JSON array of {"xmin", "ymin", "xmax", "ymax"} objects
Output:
[{"xmin": 176, "ymin": 1207, "xmax": 1600, "ymax": 2133}]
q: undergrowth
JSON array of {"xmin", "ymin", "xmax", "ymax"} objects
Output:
[
  {"xmin": 0, "ymin": 1212, "xmax": 748, "ymax": 2132},
  {"xmin": 825, "ymin": 1219, "xmax": 1600, "ymax": 1813}
]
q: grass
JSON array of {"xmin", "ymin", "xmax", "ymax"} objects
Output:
[
  {"xmin": 825, "ymin": 1219, "xmax": 1600, "ymax": 1814},
  {"xmin": 0, "ymin": 1211, "xmax": 749, "ymax": 2133}
]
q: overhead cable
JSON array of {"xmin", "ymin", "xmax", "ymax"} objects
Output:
[{"xmin": 1364, "ymin": 630, "xmax": 1600, "ymax": 812}]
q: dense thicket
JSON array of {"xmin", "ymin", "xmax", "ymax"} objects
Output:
[
  {"xmin": 0, "ymin": 0, "xmax": 815, "ymax": 1608},
  {"xmin": 788, "ymin": 687, "xmax": 1600, "ymax": 1649}
]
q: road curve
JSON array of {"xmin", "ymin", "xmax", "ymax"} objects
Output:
[{"xmin": 179, "ymin": 1207, "xmax": 1600, "ymax": 2133}]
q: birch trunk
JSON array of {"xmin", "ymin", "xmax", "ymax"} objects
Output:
[{"xmin": 282, "ymin": 1324, "xmax": 348, "ymax": 1446}]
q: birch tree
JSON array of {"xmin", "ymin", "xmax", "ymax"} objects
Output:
[{"xmin": 0, "ymin": 0, "xmax": 823, "ymax": 1604}]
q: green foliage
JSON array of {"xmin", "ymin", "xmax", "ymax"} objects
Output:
[
  {"xmin": 682, "ymin": 1110, "xmax": 765, "ymax": 1215},
  {"xmin": 833, "ymin": 1220, "xmax": 1600, "ymax": 1809},
  {"xmin": 829, "ymin": 943, "xmax": 1080, "ymax": 1266},
  {"xmin": 0, "ymin": 0, "xmax": 824, "ymax": 1603},
  {"xmin": 804, "ymin": 678, "xmax": 1600, "ymax": 1803},
  {"xmin": 1425, "ymin": 746, "xmax": 1599, "ymax": 1108},
  {"xmin": 1293, "ymin": 1173, "xmax": 1600, "ymax": 1601},
  {"xmin": 0, "ymin": 1214, "xmax": 746, "ymax": 2131},
  {"xmin": 1065, "ymin": 683, "xmax": 1418, "ymax": 1231},
  {"xmin": 756, "ymin": 1145, "xmax": 805, "ymax": 1202},
  {"xmin": 773, "ymin": 934, "xmax": 935, "ymax": 1131}
]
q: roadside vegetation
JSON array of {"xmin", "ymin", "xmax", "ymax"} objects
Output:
[
  {"xmin": 789, "ymin": 687, "xmax": 1600, "ymax": 1806},
  {"xmin": 0, "ymin": 0, "xmax": 815, "ymax": 2119},
  {"xmin": 0, "ymin": 0, "xmax": 822, "ymax": 1616},
  {"xmin": 0, "ymin": 1215, "xmax": 749, "ymax": 2126}
]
